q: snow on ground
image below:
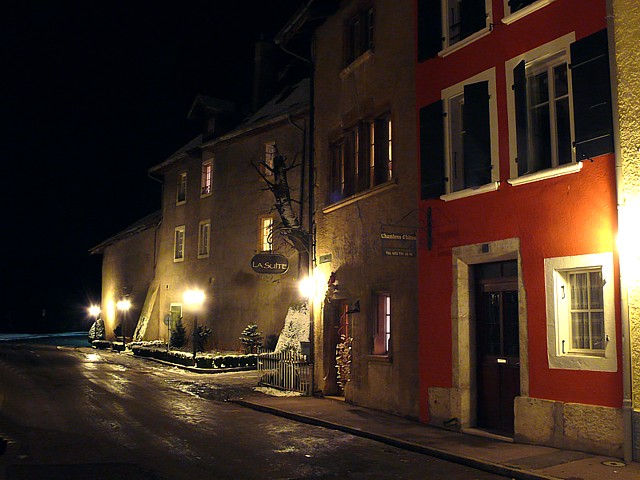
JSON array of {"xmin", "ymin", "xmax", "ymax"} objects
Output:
[{"xmin": 254, "ymin": 386, "xmax": 303, "ymax": 397}]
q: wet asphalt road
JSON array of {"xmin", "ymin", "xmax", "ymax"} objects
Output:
[{"xmin": 0, "ymin": 344, "xmax": 507, "ymax": 479}]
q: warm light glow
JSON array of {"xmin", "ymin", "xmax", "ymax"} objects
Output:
[
  {"xmin": 183, "ymin": 289, "xmax": 205, "ymax": 309},
  {"xmin": 617, "ymin": 199, "xmax": 640, "ymax": 282},
  {"xmin": 88, "ymin": 305, "xmax": 101, "ymax": 317},
  {"xmin": 116, "ymin": 299, "xmax": 131, "ymax": 311},
  {"xmin": 298, "ymin": 277, "xmax": 315, "ymax": 299},
  {"xmin": 298, "ymin": 270, "xmax": 329, "ymax": 301}
]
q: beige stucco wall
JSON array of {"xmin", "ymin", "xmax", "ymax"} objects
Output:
[
  {"xmin": 612, "ymin": 0, "xmax": 640, "ymax": 414},
  {"xmin": 312, "ymin": 0, "xmax": 418, "ymax": 418},
  {"xmin": 100, "ymin": 226, "xmax": 158, "ymax": 340},
  {"xmin": 154, "ymin": 117, "xmax": 308, "ymax": 351}
]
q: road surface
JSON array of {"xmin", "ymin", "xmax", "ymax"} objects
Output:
[{"xmin": 0, "ymin": 343, "xmax": 507, "ymax": 479}]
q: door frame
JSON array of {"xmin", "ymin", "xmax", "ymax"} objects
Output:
[{"xmin": 450, "ymin": 238, "xmax": 528, "ymax": 431}]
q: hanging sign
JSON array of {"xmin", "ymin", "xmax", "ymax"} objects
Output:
[
  {"xmin": 251, "ymin": 253, "xmax": 289, "ymax": 274},
  {"xmin": 380, "ymin": 227, "xmax": 417, "ymax": 257}
]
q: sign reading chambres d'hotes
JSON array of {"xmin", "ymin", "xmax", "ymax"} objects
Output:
[{"xmin": 380, "ymin": 228, "xmax": 417, "ymax": 257}]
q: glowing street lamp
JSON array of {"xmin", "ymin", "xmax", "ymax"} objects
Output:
[
  {"xmin": 88, "ymin": 305, "xmax": 101, "ymax": 318},
  {"xmin": 183, "ymin": 289, "xmax": 205, "ymax": 359},
  {"xmin": 116, "ymin": 298, "xmax": 131, "ymax": 350}
]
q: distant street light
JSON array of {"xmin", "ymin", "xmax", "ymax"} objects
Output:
[
  {"xmin": 183, "ymin": 289, "xmax": 205, "ymax": 359},
  {"xmin": 88, "ymin": 305, "xmax": 101, "ymax": 318},
  {"xmin": 116, "ymin": 298, "xmax": 131, "ymax": 350}
]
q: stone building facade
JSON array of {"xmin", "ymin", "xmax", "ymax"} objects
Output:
[
  {"xmin": 308, "ymin": 0, "xmax": 419, "ymax": 417},
  {"xmin": 148, "ymin": 80, "xmax": 310, "ymax": 351}
]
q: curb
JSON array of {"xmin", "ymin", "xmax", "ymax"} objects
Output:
[{"xmin": 231, "ymin": 399, "xmax": 561, "ymax": 480}]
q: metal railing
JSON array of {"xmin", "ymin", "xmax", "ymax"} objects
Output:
[{"xmin": 257, "ymin": 348, "xmax": 312, "ymax": 395}]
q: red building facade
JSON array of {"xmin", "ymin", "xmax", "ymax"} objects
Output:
[{"xmin": 417, "ymin": 0, "xmax": 620, "ymax": 455}]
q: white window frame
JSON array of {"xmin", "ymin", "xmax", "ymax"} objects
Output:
[
  {"xmin": 372, "ymin": 292, "xmax": 391, "ymax": 356},
  {"xmin": 176, "ymin": 172, "xmax": 187, "ymax": 205},
  {"xmin": 174, "ymin": 225, "xmax": 185, "ymax": 262},
  {"xmin": 439, "ymin": 0, "xmax": 492, "ymax": 57},
  {"xmin": 197, "ymin": 220, "xmax": 210, "ymax": 259},
  {"xmin": 441, "ymin": 67, "xmax": 500, "ymax": 200},
  {"xmin": 259, "ymin": 215, "xmax": 274, "ymax": 252},
  {"xmin": 506, "ymin": 33, "xmax": 580, "ymax": 185},
  {"xmin": 502, "ymin": 0, "xmax": 557, "ymax": 25},
  {"xmin": 201, "ymin": 160, "xmax": 212, "ymax": 197},
  {"xmin": 544, "ymin": 252, "xmax": 617, "ymax": 372}
]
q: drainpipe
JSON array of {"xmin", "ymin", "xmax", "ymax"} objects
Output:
[{"xmin": 605, "ymin": 0, "xmax": 634, "ymax": 462}]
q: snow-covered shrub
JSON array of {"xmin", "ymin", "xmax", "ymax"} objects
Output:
[{"xmin": 239, "ymin": 324, "xmax": 263, "ymax": 353}]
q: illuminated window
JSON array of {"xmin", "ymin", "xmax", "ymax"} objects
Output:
[
  {"xmin": 174, "ymin": 226, "xmax": 185, "ymax": 262},
  {"xmin": 176, "ymin": 172, "xmax": 187, "ymax": 204},
  {"xmin": 198, "ymin": 221, "xmax": 210, "ymax": 258},
  {"xmin": 201, "ymin": 160, "xmax": 212, "ymax": 196},
  {"xmin": 545, "ymin": 253, "xmax": 616, "ymax": 372},
  {"xmin": 262, "ymin": 141, "xmax": 276, "ymax": 176},
  {"xmin": 372, "ymin": 293, "xmax": 391, "ymax": 355},
  {"xmin": 329, "ymin": 112, "xmax": 392, "ymax": 204},
  {"xmin": 259, "ymin": 216, "xmax": 274, "ymax": 252}
]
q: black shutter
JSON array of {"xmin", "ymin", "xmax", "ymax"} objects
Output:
[
  {"xmin": 420, "ymin": 101, "xmax": 445, "ymax": 199},
  {"xmin": 418, "ymin": 0, "xmax": 442, "ymax": 61},
  {"xmin": 463, "ymin": 81, "xmax": 491, "ymax": 188},
  {"xmin": 460, "ymin": 0, "xmax": 486, "ymax": 40},
  {"xmin": 513, "ymin": 60, "xmax": 529, "ymax": 176},
  {"xmin": 570, "ymin": 29, "xmax": 614, "ymax": 160}
]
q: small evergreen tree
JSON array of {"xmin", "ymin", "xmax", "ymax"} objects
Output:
[
  {"xmin": 196, "ymin": 325, "xmax": 212, "ymax": 352},
  {"xmin": 170, "ymin": 317, "xmax": 187, "ymax": 348},
  {"xmin": 239, "ymin": 324, "xmax": 263, "ymax": 353},
  {"xmin": 88, "ymin": 317, "xmax": 106, "ymax": 344}
]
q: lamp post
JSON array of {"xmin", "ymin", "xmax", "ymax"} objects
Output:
[
  {"xmin": 183, "ymin": 289, "xmax": 205, "ymax": 360},
  {"xmin": 116, "ymin": 298, "xmax": 131, "ymax": 351}
]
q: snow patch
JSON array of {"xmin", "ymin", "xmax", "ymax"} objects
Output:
[
  {"xmin": 275, "ymin": 303, "xmax": 310, "ymax": 352},
  {"xmin": 254, "ymin": 386, "xmax": 303, "ymax": 397}
]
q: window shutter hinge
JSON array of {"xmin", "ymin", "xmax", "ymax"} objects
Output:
[
  {"xmin": 568, "ymin": 63, "xmax": 572, "ymax": 70},
  {"xmin": 489, "ymin": 22, "xmax": 494, "ymax": 31}
]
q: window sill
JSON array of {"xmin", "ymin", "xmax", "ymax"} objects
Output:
[
  {"xmin": 367, "ymin": 354, "xmax": 391, "ymax": 364},
  {"xmin": 323, "ymin": 179, "xmax": 397, "ymax": 214},
  {"xmin": 197, "ymin": 254, "xmax": 209, "ymax": 260},
  {"xmin": 507, "ymin": 162, "xmax": 582, "ymax": 187},
  {"xmin": 440, "ymin": 182, "xmax": 500, "ymax": 202},
  {"xmin": 502, "ymin": 0, "xmax": 556, "ymax": 25},
  {"xmin": 200, "ymin": 192, "xmax": 212, "ymax": 199},
  {"xmin": 438, "ymin": 27, "xmax": 492, "ymax": 58},
  {"xmin": 173, "ymin": 258, "xmax": 184, "ymax": 263},
  {"xmin": 176, "ymin": 200, "xmax": 186, "ymax": 206},
  {"xmin": 340, "ymin": 49, "xmax": 374, "ymax": 79}
]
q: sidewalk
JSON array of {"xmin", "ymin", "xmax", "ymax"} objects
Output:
[{"xmin": 233, "ymin": 394, "xmax": 639, "ymax": 480}]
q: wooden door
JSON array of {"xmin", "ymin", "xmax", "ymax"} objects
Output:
[{"xmin": 476, "ymin": 261, "xmax": 520, "ymax": 435}]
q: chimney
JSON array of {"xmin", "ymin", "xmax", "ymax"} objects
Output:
[{"xmin": 252, "ymin": 39, "xmax": 277, "ymax": 113}]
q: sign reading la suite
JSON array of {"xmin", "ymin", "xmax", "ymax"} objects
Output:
[{"xmin": 250, "ymin": 253, "xmax": 289, "ymax": 275}]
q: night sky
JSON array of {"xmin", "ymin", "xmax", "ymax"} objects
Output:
[{"xmin": 0, "ymin": 1, "xmax": 304, "ymax": 332}]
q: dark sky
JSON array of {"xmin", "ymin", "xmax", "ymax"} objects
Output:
[{"xmin": 0, "ymin": 1, "xmax": 304, "ymax": 332}]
